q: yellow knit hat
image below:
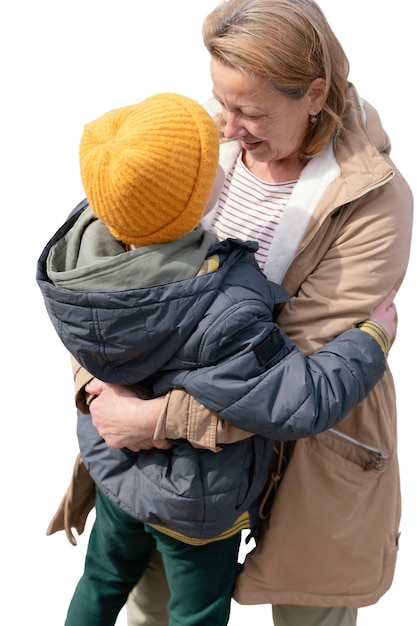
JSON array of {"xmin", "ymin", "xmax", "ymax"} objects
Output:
[{"xmin": 79, "ymin": 93, "xmax": 220, "ymax": 246}]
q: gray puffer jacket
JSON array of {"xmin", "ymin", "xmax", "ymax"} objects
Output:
[{"xmin": 36, "ymin": 200, "xmax": 387, "ymax": 540}]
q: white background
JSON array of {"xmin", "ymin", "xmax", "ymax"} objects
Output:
[{"xmin": 2, "ymin": 2, "xmax": 415, "ymax": 624}]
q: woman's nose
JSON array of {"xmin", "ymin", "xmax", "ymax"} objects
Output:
[{"xmin": 222, "ymin": 112, "xmax": 246, "ymax": 139}]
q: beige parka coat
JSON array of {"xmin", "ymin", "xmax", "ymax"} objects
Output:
[{"xmin": 154, "ymin": 84, "xmax": 414, "ymax": 608}]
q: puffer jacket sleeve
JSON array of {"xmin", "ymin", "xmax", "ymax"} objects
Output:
[{"xmin": 159, "ymin": 327, "xmax": 386, "ymax": 440}]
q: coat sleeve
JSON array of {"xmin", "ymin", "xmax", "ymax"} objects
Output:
[{"xmin": 154, "ymin": 389, "xmax": 253, "ymax": 452}]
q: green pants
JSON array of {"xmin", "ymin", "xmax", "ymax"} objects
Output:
[{"xmin": 65, "ymin": 488, "xmax": 240, "ymax": 626}]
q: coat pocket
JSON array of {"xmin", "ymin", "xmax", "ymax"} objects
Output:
[
  {"xmin": 240, "ymin": 430, "xmax": 399, "ymax": 602},
  {"xmin": 318, "ymin": 427, "xmax": 390, "ymax": 472}
]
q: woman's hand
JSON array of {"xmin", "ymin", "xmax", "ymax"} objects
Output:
[
  {"xmin": 85, "ymin": 379, "xmax": 172, "ymax": 452},
  {"xmin": 369, "ymin": 289, "xmax": 397, "ymax": 339}
]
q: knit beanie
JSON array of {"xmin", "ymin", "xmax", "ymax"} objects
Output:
[{"xmin": 79, "ymin": 93, "xmax": 220, "ymax": 246}]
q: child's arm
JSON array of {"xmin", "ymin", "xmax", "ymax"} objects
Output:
[{"xmin": 157, "ymin": 291, "xmax": 395, "ymax": 441}]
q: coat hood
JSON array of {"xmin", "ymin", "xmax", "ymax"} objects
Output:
[{"xmin": 36, "ymin": 203, "xmax": 285, "ymax": 385}]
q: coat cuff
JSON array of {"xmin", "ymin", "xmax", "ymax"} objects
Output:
[{"xmin": 155, "ymin": 389, "xmax": 253, "ymax": 451}]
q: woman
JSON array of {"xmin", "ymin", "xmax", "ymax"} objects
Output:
[{"xmin": 57, "ymin": 1, "xmax": 413, "ymax": 625}]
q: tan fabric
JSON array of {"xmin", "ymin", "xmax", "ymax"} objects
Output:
[
  {"xmin": 46, "ymin": 358, "xmax": 96, "ymax": 545},
  {"xmin": 71, "ymin": 355, "xmax": 94, "ymax": 414},
  {"xmin": 126, "ymin": 548, "xmax": 170, "ymax": 626},
  {"xmin": 157, "ymin": 87, "xmax": 414, "ymax": 607},
  {"xmin": 46, "ymin": 452, "xmax": 96, "ymax": 546},
  {"xmin": 155, "ymin": 390, "xmax": 253, "ymax": 452},
  {"xmin": 271, "ymin": 605, "xmax": 358, "ymax": 626}
]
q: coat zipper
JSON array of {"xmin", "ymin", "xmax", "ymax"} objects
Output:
[{"xmin": 328, "ymin": 427, "xmax": 390, "ymax": 471}]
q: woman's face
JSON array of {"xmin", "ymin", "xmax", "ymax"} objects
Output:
[{"xmin": 210, "ymin": 57, "xmax": 323, "ymax": 164}]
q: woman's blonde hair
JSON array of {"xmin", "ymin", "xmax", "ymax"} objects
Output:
[{"xmin": 203, "ymin": 0, "xmax": 349, "ymax": 158}]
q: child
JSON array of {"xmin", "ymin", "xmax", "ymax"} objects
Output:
[{"xmin": 37, "ymin": 93, "xmax": 395, "ymax": 626}]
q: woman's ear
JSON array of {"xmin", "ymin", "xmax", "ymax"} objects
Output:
[{"xmin": 308, "ymin": 77, "xmax": 326, "ymax": 116}]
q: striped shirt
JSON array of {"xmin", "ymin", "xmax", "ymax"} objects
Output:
[{"xmin": 210, "ymin": 155, "xmax": 297, "ymax": 270}]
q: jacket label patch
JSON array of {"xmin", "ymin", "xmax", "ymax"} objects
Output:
[{"xmin": 254, "ymin": 328, "xmax": 287, "ymax": 369}]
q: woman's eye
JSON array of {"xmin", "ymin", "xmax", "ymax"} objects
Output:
[{"xmin": 242, "ymin": 113, "xmax": 262, "ymax": 120}]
